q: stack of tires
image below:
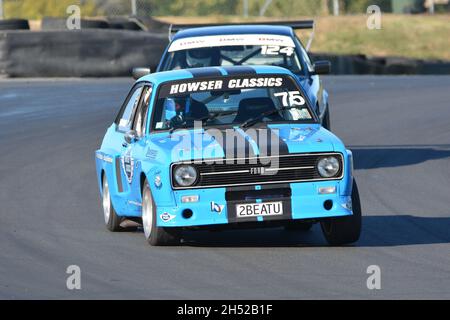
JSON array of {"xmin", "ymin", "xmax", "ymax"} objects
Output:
[
  {"xmin": 41, "ymin": 17, "xmax": 144, "ymax": 31},
  {"xmin": 108, "ymin": 18, "xmax": 144, "ymax": 31},
  {"xmin": 0, "ymin": 17, "xmax": 162, "ymax": 32},
  {"xmin": 0, "ymin": 19, "xmax": 30, "ymax": 30}
]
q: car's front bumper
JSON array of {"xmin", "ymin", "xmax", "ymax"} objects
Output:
[{"xmin": 155, "ymin": 180, "xmax": 353, "ymax": 228}]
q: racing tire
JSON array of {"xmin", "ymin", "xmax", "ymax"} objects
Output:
[
  {"xmin": 322, "ymin": 106, "xmax": 331, "ymax": 131},
  {"xmin": 320, "ymin": 179, "xmax": 361, "ymax": 246},
  {"xmin": 102, "ymin": 176, "xmax": 122, "ymax": 232},
  {"xmin": 0, "ymin": 19, "xmax": 30, "ymax": 30},
  {"xmin": 108, "ymin": 19, "xmax": 143, "ymax": 31},
  {"xmin": 81, "ymin": 19, "xmax": 110, "ymax": 29},
  {"xmin": 142, "ymin": 180, "xmax": 180, "ymax": 246},
  {"xmin": 41, "ymin": 17, "xmax": 109, "ymax": 30},
  {"xmin": 284, "ymin": 221, "xmax": 314, "ymax": 232}
]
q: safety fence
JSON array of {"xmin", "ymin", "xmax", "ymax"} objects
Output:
[{"xmin": 1, "ymin": 0, "xmax": 448, "ymax": 20}]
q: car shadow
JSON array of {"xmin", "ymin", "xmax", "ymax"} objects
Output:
[
  {"xmin": 349, "ymin": 144, "xmax": 450, "ymax": 170},
  {"xmin": 181, "ymin": 215, "xmax": 450, "ymax": 248}
]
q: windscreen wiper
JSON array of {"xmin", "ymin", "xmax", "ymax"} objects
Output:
[
  {"xmin": 198, "ymin": 111, "xmax": 238, "ymax": 124},
  {"xmin": 240, "ymin": 106, "xmax": 297, "ymax": 129},
  {"xmin": 169, "ymin": 121, "xmax": 190, "ymax": 134},
  {"xmin": 169, "ymin": 111, "xmax": 238, "ymax": 133}
]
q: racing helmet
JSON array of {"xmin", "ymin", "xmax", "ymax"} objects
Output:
[
  {"xmin": 164, "ymin": 97, "xmax": 188, "ymax": 118},
  {"xmin": 163, "ymin": 98, "xmax": 177, "ymax": 120},
  {"xmin": 186, "ymin": 48, "xmax": 214, "ymax": 68}
]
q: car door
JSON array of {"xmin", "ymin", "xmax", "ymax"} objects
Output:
[
  {"xmin": 100, "ymin": 83, "xmax": 146, "ymax": 216},
  {"xmin": 120, "ymin": 84, "xmax": 153, "ymax": 216}
]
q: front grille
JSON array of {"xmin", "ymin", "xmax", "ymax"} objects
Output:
[{"xmin": 171, "ymin": 153, "xmax": 344, "ymax": 189}]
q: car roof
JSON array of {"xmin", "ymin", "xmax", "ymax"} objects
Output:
[
  {"xmin": 140, "ymin": 65, "xmax": 295, "ymax": 87},
  {"xmin": 172, "ymin": 25, "xmax": 295, "ymax": 40}
]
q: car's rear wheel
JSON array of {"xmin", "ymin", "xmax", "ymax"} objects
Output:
[
  {"xmin": 284, "ymin": 221, "xmax": 314, "ymax": 232},
  {"xmin": 102, "ymin": 176, "xmax": 122, "ymax": 231},
  {"xmin": 320, "ymin": 179, "xmax": 361, "ymax": 245},
  {"xmin": 142, "ymin": 180, "xmax": 180, "ymax": 246}
]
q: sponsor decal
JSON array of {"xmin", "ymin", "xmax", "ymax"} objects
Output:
[
  {"xmin": 169, "ymin": 80, "xmax": 224, "ymax": 95},
  {"xmin": 274, "ymin": 91, "xmax": 305, "ymax": 107},
  {"xmin": 121, "ymin": 148, "xmax": 134, "ymax": 184},
  {"xmin": 168, "ymin": 34, "xmax": 295, "ymax": 52},
  {"xmin": 154, "ymin": 171, "xmax": 162, "ymax": 189},
  {"xmin": 261, "ymin": 45, "xmax": 294, "ymax": 56},
  {"xmin": 160, "ymin": 212, "xmax": 176, "ymax": 222},
  {"xmin": 146, "ymin": 148, "xmax": 158, "ymax": 159},
  {"xmin": 210, "ymin": 202, "xmax": 225, "ymax": 214},
  {"xmin": 96, "ymin": 153, "xmax": 113, "ymax": 163},
  {"xmin": 103, "ymin": 156, "xmax": 113, "ymax": 163},
  {"xmin": 163, "ymin": 76, "xmax": 284, "ymax": 97},
  {"xmin": 128, "ymin": 200, "xmax": 142, "ymax": 207}
]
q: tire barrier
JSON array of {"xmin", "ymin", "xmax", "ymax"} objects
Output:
[
  {"xmin": 41, "ymin": 17, "xmax": 147, "ymax": 31},
  {"xmin": 0, "ymin": 29, "xmax": 168, "ymax": 77},
  {"xmin": 107, "ymin": 19, "xmax": 144, "ymax": 31},
  {"xmin": 41, "ymin": 17, "xmax": 110, "ymax": 30},
  {"xmin": 0, "ymin": 27, "xmax": 448, "ymax": 77},
  {"xmin": 0, "ymin": 19, "xmax": 30, "ymax": 31},
  {"xmin": 310, "ymin": 53, "xmax": 450, "ymax": 75}
]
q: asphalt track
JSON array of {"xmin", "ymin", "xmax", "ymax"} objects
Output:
[{"xmin": 0, "ymin": 76, "xmax": 449, "ymax": 299}]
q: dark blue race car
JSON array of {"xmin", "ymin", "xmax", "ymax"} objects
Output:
[{"xmin": 143, "ymin": 20, "xmax": 332, "ymax": 130}]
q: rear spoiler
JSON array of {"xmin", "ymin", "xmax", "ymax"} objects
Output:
[
  {"xmin": 168, "ymin": 20, "xmax": 315, "ymax": 51},
  {"xmin": 169, "ymin": 20, "xmax": 314, "ymax": 34}
]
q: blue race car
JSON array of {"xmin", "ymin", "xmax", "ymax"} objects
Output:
[
  {"xmin": 137, "ymin": 20, "xmax": 332, "ymax": 130},
  {"xmin": 96, "ymin": 65, "xmax": 361, "ymax": 246}
]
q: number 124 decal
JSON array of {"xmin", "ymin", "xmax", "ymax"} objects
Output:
[{"xmin": 261, "ymin": 45, "xmax": 294, "ymax": 56}]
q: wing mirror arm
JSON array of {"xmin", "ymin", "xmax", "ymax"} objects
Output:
[{"xmin": 124, "ymin": 130, "xmax": 138, "ymax": 144}]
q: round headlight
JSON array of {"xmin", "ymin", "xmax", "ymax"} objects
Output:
[
  {"xmin": 174, "ymin": 165, "xmax": 198, "ymax": 187},
  {"xmin": 317, "ymin": 156, "xmax": 340, "ymax": 178}
]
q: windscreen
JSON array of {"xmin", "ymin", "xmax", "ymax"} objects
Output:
[
  {"xmin": 162, "ymin": 34, "xmax": 302, "ymax": 73},
  {"xmin": 151, "ymin": 75, "xmax": 314, "ymax": 131}
]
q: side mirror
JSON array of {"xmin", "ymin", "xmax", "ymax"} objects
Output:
[
  {"xmin": 132, "ymin": 67, "xmax": 151, "ymax": 80},
  {"xmin": 312, "ymin": 60, "xmax": 331, "ymax": 75},
  {"xmin": 124, "ymin": 130, "xmax": 138, "ymax": 144}
]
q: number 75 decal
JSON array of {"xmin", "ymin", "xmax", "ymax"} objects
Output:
[
  {"xmin": 274, "ymin": 91, "xmax": 306, "ymax": 107},
  {"xmin": 261, "ymin": 45, "xmax": 294, "ymax": 56}
]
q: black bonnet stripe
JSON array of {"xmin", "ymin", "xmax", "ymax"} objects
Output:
[
  {"xmin": 213, "ymin": 128, "xmax": 257, "ymax": 159},
  {"xmin": 269, "ymin": 126, "xmax": 289, "ymax": 155},
  {"xmin": 255, "ymin": 126, "xmax": 289, "ymax": 157},
  {"xmin": 188, "ymin": 67, "xmax": 222, "ymax": 78},
  {"xmin": 223, "ymin": 66, "xmax": 257, "ymax": 76}
]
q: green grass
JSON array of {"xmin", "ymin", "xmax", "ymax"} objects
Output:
[{"xmin": 158, "ymin": 14, "xmax": 450, "ymax": 61}]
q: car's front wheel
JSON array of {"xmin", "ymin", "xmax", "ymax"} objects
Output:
[
  {"xmin": 320, "ymin": 179, "xmax": 361, "ymax": 245},
  {"xmin": 102, "ymin": 176, "xmax": 122, "ymax": 231},
  {"xmin": 142, "ymin": 180, "xmax": 180, "ymax": 246}
]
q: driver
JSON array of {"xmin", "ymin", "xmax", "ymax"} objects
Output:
[
  {"xmin": 186, "ymin": 48, "xmax": 220, "ymax": 68},
  {"xmin": 163, "ymin": 97, "xmax": 187, "ymax": 128}
]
